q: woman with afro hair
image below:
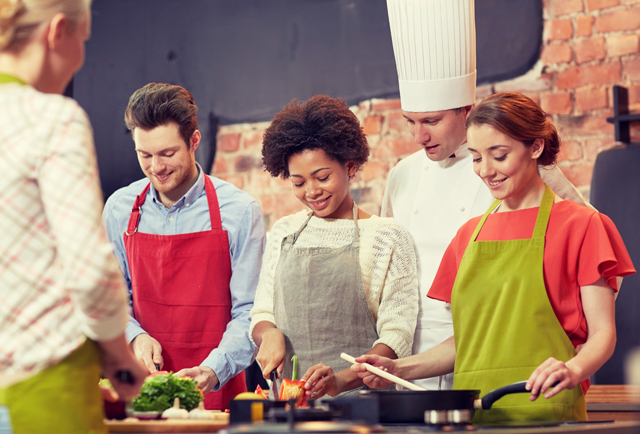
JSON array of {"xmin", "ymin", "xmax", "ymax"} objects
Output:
[{"xmin": 249, "ymin": 95, "xmax": 419, "ymax": 399}]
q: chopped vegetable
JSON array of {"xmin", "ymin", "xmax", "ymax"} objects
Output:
[
  {"xmin": 132, "ymin": 373, "xmax": 203, "ymax": 412},
  {"xmin": 99, "ymin": 378, "xmax": 119, "ymax": 403},
  {"xmin": 279, "ymin": 356, "xmax": 308, "ymax": 407},
  {"xmin": 254, "ymin": 384, "xmax": 269, "ymax": 400}
]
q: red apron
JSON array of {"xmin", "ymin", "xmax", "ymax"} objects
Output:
[{"xmin": 124, "ymin": 176, "xmax": 246, "ymax": 410}]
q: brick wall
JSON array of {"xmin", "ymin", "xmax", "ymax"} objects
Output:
[{"xmin": 212, "ymin": 0, "xmax": 640, "ymax": 231}]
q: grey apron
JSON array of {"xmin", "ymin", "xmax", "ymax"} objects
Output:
[{"xmin": 273, "ymin": 203, "xmax": 378, "ymax": 395}]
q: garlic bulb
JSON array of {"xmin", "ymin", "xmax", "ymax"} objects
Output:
[
  {"xmin": 162, "ymin": 397, "xmax": 189, "ymax": 419},
  {"xmin": 188, "ymin": 401, "xmax": 217, "ymax": 420}
]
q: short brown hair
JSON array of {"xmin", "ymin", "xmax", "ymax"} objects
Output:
[
  {"xmin": 262, "ymin": 95, "xmax": 369, "ymax": 179},
  {"xmin": 466, "ymin": 92, "xmax": 560, "ymax": 166},
  {"xmin": 124, "ymin": 83, "xmax": 198, "ymax": 147}
]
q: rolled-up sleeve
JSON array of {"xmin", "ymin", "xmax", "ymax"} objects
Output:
[
  {"xmin": 202, "ymin": 199, "xmax": 265, "ymax": 389},
  {"xmin": 103, "ymin": 191, "xmax": 148, "ymax": 344}
]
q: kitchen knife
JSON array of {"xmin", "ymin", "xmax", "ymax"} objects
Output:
[{"xmin": 269, "ymin": 369, "xmax": 278, "ymax": 401}]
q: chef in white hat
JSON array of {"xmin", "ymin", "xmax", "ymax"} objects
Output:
[{"xmin": 378, "ymin": 0, "xmax": 591, "ymax": 391}]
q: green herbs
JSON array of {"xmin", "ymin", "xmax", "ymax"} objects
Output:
[{"xmin": 132, "ymin": 373, "xmax": 203, "ymax": 412}]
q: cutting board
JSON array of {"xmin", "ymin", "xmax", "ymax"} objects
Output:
[{"xmin": 106, "ymin": 414, "xmax": 229, "ymax": 433}]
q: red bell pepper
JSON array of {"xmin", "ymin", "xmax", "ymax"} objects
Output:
[
  {"xmin": 254, "ymin": 384, "xmax": 269, "ymax": 400},
  {"xmin": 279, "ymin": 355, "xmax": 308, "ymax": 407}
]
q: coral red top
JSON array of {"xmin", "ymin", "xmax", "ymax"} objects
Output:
[{"xmin": 428, "ymin": 200, "xmax": 636, "ymax": 392}]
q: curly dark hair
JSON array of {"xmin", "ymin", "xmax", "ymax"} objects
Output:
[{"xmin": 262, "ymin": 95, "xmax": 370, "ymax": 178}]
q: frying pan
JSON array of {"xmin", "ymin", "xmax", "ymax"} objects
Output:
[{"xmin": 358, "ymin": 381, "xmax": 532, "ymax": 424}]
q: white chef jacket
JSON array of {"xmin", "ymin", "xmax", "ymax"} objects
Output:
[{"xmin": 381, "ymin": 143, "xmax": 591, "ymax": 390}]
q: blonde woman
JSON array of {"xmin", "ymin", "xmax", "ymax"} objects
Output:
[{"xmin": 0, "ymin": 1, "xmax": 146, "ymax": 432}]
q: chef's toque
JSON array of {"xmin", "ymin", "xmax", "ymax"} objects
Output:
[{"xmin": 387, "ymin": 0, "xmax": 477, "ymax": 112}]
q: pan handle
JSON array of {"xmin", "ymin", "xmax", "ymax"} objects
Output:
[
  {"xmin": 476, "ymin": 381, "xmax": 528, "ymax": 410},
  {"xmin": 475, "ymin": 381, "xmax": 560, "ymax": 410}
]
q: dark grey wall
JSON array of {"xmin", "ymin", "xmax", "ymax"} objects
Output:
[
  {"xmin": 74, "ymin": 0, "xmax": 542, "ymax": 198},
  {"xmin": 590, "ymin": 147, "xmax": 640, "ymax": 385}
]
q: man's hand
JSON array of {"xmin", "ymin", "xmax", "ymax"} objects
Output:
[
  {"xmin": 130, "ymin": 334, "xmax": 163, "ymax": 373},
  {"xmin": 174, "ymin": 366, "xmax": 219, "ymax": 395}
]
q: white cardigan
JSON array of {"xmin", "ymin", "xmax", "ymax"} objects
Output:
[{"xmin": 250, "ymin": 210, "xmax": 419, "ymax": 358}]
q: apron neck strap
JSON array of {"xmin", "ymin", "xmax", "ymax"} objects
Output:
[
  {"xmin": 0, "ymin": 73, "xmax": 26, "ymax": 85},
  {"xmin": 125, "ymin": 175, "xmax": 223, "ymax": 236},
  {"xmin": 126, "ymin": 183, "xmax": 151, "ymax": 236},
  {"xmin": 471, "ymin": 200, "xmax": 501, "ymax": 242},
  {"xmin": 470, "ymin": 184, "xmax": 555, "ymax": 242},
  {"xmin": 292, "ymin": 213, "xmax": 314, "ymax": 243},
  {"xmin": 291, "ymin": 201, "xmax": 360, "ymax": 245},
  {"xmin": 203, "ymin": 175, "xmax": 223, "ymax": 230},
  {"xmin": 351, "ymin": 201, "xmax": 360, "ymax": 242},
  {"xmin": 531, "ymin": 185, "xmax": 554, "ymax": 239}
]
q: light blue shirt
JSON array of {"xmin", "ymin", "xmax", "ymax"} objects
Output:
[{"xmin": 103, "ymin": 165, "xmax": 265, "ymax": 390}]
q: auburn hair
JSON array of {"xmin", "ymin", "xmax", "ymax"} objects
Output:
[{"xmin": 466, "ymin": 92, "xmax": 560, "ymax": 166}]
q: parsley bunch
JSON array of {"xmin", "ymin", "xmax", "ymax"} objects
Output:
[{"xmin": 132, "ymin": 373, "xmax": 203, "ymax": 412}]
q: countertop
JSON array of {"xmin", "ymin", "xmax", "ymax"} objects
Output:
[{"xmin": 106, "ymin": 385, "xmax": 640, "ymax": 434}]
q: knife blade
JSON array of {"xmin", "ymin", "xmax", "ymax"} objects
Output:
[{"xmin": 268, "ymin": 369, "xmax": 277, "ymax": 401}]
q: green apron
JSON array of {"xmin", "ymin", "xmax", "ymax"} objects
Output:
[
  {"xmin": 0, "ymin": 73, "xmax": 26, "ymax": 85},
  {"xmin": 451, "ymin": 185, "xmax": 587, "ymax": 423},
  {"xmin": 0, "ymin": 340, "xmax": 107, "ymax": 434}
]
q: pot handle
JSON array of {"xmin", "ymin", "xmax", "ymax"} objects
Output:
[{"xmin": 476, "ymin": 381, "xmax": 560, "ymax": 410}]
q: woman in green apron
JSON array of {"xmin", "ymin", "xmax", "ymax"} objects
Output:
[
  {"xmin": 0, "ymin": 1, "xmax": 146, "ymax": 432},
  {"xmin": 352, "ymin": 92, "xmax": 635, "ymax": 422},
  {"xmin": 250, "ymin": 95, "xmax": 420, "ymax": 400}
]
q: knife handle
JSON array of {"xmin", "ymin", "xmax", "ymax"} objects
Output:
[
  {"xmin": 116, "ymin": 370, "xmax": 134, "ymax": 384},
  {"xmin": 269, "ymin": 369, "xmax": 278, "ymax": 400}
]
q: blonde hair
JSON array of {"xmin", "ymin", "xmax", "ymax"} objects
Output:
[{"xmin": 0, "ymin": 0, "xmax": 90, "ymax": 51}]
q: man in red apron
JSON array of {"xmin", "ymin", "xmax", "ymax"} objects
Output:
[{"xmin": 103, "ymin": 83, "xmax": 266, "ymax": 410}]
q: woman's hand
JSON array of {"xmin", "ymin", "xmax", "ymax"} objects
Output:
[
  {"xmin": 526, "ymin": 357, "xmax": 581, "ymax": 401},
  {"xmin": 256, "ymin": 327, "xmax": 286, "ymax": 379},
  {"xmin": 526, "ymin": 278, "xmax": 617, "ymax": 402},
  {"xmin": 350, "ymin": 354, "xmax": 398, "ymax": 390},
  {"xmin": 99, "ymin": 334, "xmax": 148, "ymax": 401},
  {"xmin": 301, "ymin": 364, "xmax": 341, "ymax": 399}
]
